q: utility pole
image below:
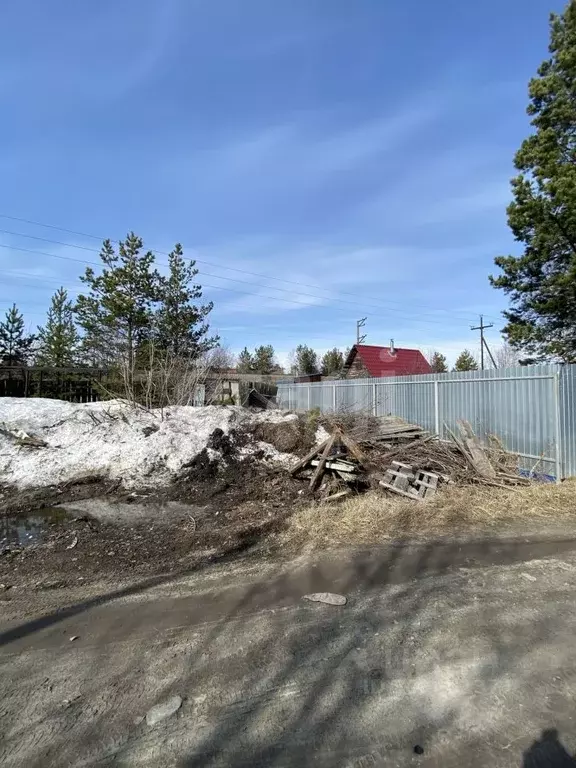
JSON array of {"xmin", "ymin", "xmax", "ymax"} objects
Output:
[
  {"xmin": 483, "ymin": 337, "xmax": 497, "ymax": 369},
  {"xmin": 356, "ymin": 317, "xmax": 367, "ymax": 345},
  {"xmin": 470, "ymin": 315, "xmax": 495, "ymax": 370}
]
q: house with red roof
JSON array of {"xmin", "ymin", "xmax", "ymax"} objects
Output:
[{"xmin": 343, "ymin": 343, "xmax": 432, "ymax": 378}]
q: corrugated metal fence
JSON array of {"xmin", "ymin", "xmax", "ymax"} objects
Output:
[{"xmin": 277, "ymin": 364, "xmax": 576, "ymax": 479}]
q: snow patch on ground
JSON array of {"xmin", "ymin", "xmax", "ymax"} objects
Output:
[
  {"xmin": 0, "ymin": 398, "xmax": 299, "ymax": 490},
  {"xmin": 241, "ymin": 441, "xmax": 298, "ymax": 470},
  {"xmin": 315, "ymin": 424, "xmax": 331, "ymax": 444}
]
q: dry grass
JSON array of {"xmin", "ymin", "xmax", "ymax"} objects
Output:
[{"xmin": 281, "ymin": 479, "xmax": 576, "ymax": 548}]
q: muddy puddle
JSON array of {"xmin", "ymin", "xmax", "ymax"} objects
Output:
[
  {"xmin": 0, "ymin": 508, "xmax": 71, "ymax": 549},
  {"xmin": 0, "ymin": 498, "xmax": 212, "ymax": 554},
  {"xmin": 58, "ymin": 498, "xmax": 210, "ymax": 525}
]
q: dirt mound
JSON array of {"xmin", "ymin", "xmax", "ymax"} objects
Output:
[
  {"xmin": 0, "ymin": 412, "xmax": 316, "ymax": 588},
  {"xmin": 251, "ymin": 415, "xmax": 318, "ymax": 456},
  {"xmin": 207, "ymin": 427, "xmax": 235, "ymax": 456},
  {"xmin": 175, "ymin": 452, "xmax": 306, "ymax": 509},
  {"xmin": 252, "ymin": 422, "xmax": 300, "ymax": 452}
]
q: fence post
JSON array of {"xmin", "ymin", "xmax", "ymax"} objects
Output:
[
  {"xmin": 554, "ymin": 371, "xmax": 562, "ymax": 482},
  {"xmin": 332, "ymin": 384, "xmax": 336, "ymax": 412},
  {"xmin": 307, "ymin": 386, "xmax": 311, "ymax": 411},
  {"xmin": 373, "ymin": 383, "xmax": 377, "ymax": 416},
  {"xmin": 434, "ymin": 380, "xmax": 440, "ymax": 436}
]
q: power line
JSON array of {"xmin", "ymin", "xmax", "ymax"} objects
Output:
[
  {"xmin": 0, "ymin": 309, "xmax": 486, "ymax": 351},
  {"xmin": 0, "ymin": 241, "xmax": 477, "ymax": 330},
  {"xmin": 0, "ymin": 242, "xmax": 98, "ymax": 268},
  {"xmin": 0, "ymin": 214, "xmax": 502, "ymax": 324},
  {"xmin": 0, "ymin": 227, "xmax": 476, "ymax": 325}
]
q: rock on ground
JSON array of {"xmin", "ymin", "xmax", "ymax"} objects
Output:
[{"xmin": 145, "ymin": 695, "xmax": 182, "ymax": 726}]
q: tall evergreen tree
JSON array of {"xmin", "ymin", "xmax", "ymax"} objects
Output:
[
  {"xmin": 155, "ymin": 243, "xmax": 218, "ymax": 358},
  {"xmin": 321, "ymin": 348, "xmax": 345, "ymax": 375},
  {"xmin": 36, "ymin": 288, "xmax": 79, "ymax": 366},
  {"xmin": 237, "ymin": 347, "xmax": 254, "ymax": 373},
  {"xmin": 428, "ymin": 350, "xmax": 448, "ymax": 373},
  {"xmin": 453, "ymin": 350, "xmax": 478, "ymax": 372},
  {"xmin": 490, "ymin": 2, "xmax": 576, "ymax": 361},
  {"xmin": 295, "ymin": 344, "xmax": 319, "ymax": 375},
  {"xmin": 0, "ymin": 304, "xmax": 34, "ymax": 366},
  {"xmin": 75, "ymin": 234, "xmax": 159, "ymax": 368},
  {"xmin": 252, "ymin": 344, "xmax": 278, "ymax": 374}
]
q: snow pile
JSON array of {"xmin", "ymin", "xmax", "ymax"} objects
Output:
[{"xmin": 0, "ymin": 398, "xmax": 301, "ymax": 490}]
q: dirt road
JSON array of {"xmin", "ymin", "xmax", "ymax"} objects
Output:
[{"xmin": 2, "ymin": 536, "xmax": 576, "ymax": 767}]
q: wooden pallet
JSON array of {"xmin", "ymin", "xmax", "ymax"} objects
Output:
[{"xmin": 379, "ymin": 461, "xmax": 439, "ymax": 500}]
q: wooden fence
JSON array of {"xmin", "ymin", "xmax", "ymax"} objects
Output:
[
  {"xmin": 0, "ymin": 367, "xmax": 280, "ymax": 406},
  {"xmin": 0, "ymin": 367, "xmax": 108, "ymax": 402}
]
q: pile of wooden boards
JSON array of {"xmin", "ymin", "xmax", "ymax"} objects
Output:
[
  {"xmin": 444, "ymin": 420, "xmax": 529, "ymax": 488},
  {"xmin": 289, "ymin": 416, "xmax": 528, "ymax": 503},
  {"xmin": 361, "ymin": 422, "xmax": 429, "ymax": 448},
  {"xmin": 290, "ymin": 427, "xmax": 366, "ymax": 501}
]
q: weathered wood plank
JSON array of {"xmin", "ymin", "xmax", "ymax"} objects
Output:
[
  {"xmin": 458, "ymin": 420, "xmax": 496, "ymax": 479},
  {"xmin": 323, "ymin": 489, "xmax": 352, "ymax": 503},
  {"xmin": 339, "ymin": 432, "xmax": 366, "ymax": 464},
  {"xmin": 310, "ymin": 458, "xmax": 358, "ymax": 473},
  {"xmin": 310, "ymin": 434, "xmax": 337, "ymax": 491},
  {"xmin": 290, "ymin": 438, "xmax": 330, "ymax": 475},
  {"xmin": 379, "ymin": 480, "xmax": 421, "ymax": 499}
]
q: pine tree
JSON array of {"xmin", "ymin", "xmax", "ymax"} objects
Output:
[
  {"xmin": 321, "ymin": 348, "xmax": 344, "ymax": 375},
  {"xmin": 155, "ymin": 243, "xmax": 218, "ymax": 358},
  {"xmin": 252, "ymin": 345, "xmax": 278, "ymax": 374},
  {"xmin": 490, "ymin": 3, "xmax": 576, "ymax": 361},
  {"xmin": 0, "ymin": 304, "xmax": 34, "ymax": 366},
  {"xmin": 429, "ymin": 350, "xmax": 448, "ymax": 373},
  {"xmin": 453, "ymin": 350, "xmax": 478, "ymax": 372},
  {"xmin": 295, "ymin": 344, "xmax": 319, "ymax": 375},
  {"xmin": 36, "ymin": 288, "xmax": 79, "ymax": 366},
  {"xmin": 75, "ymin": 234, "xmax": 159, "ymax": 368},
  {"xmin": 237, "ymin": 347, "xmax": 254, "ymax": 373}
]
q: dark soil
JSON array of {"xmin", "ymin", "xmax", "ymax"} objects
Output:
[
  {"xmin": 250, "ymin": 414, "xmax": 318, "ymax": 456},
  {"xmin": 0, "ymin": 446, "xmax": 310, "ymax": 590},
  {"xmin": 0, "ymin": 475, "xmax": 121, "ymax": 516}
]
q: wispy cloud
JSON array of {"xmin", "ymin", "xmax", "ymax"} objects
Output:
[
  {"xmin": 0, "ymin": 0, "xmax": 182, "ymax": 102},
  {"xmin": 164, "ymin": 94, "xmax": 441, "ymax": 198},
  {"xmin": 355, "ymin": 140, "xmax": 514, "ymax": 230},
  {"xmin": 417, "ymin": 180, "xmax": 512, "ymax": 225},
  {"xmin": 193, "ymin": 237, "xmax": 499, "ymax": 319}
]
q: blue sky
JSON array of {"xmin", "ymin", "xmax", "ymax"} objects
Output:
[{"xmin": 0, "ymin": 0, "xmax": 564, "ymax": 366}]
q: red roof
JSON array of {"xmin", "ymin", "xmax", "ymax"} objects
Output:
[{"xmin": 344, "ymin": 345, "xmax": 432, "ymax": 377}]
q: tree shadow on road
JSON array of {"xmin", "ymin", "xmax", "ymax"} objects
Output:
[{"xmin": 2, "ymin": 531, "xmax": 576, "ymax": 767}]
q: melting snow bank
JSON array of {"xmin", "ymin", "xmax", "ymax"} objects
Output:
[{"xmin": 0, "ymin": 398, "xmax": 301, "ymax": 491}]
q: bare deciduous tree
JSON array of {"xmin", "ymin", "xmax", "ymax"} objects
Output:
[
  {"xmin": 494, "ymin": 342, "xmax": 523, "ymax": 369},
  {"xmin": 206, "ymin": 346, "xmax": 236, "ymax": 371}
]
